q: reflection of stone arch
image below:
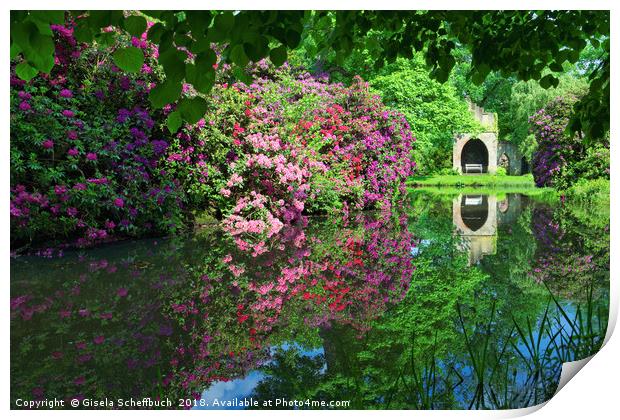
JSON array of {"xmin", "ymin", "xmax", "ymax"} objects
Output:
[
  {"xmin": 460, "ymin": 195, "xmax": 488, "ymax": 231},
  {"xmin": 453, "ymin": 195, "xmax": 497, "ymax": 236},
  {"xmin": 453, "ymin": 194, "xmax": 498, "ymax": 265},
  {"xmin": 499, "ymin": 153, "xmax": 510, "ymax": 171}
]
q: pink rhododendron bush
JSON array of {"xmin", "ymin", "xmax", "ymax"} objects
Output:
[
  {"xmin": 167, "ymin": 64, "xmax": 415, "ymax": 251},
  {"xmin": 10, "ymin": 21, "xmax": 415, "ymax": 252}
]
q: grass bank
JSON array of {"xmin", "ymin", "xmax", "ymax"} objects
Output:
[
  {"xmin": 407, "ymin": 174, "xmax": 536, "ymax": 188},
  {"xmin": 408, "ymin": 186, "xmax": 558, "ymax": 205}
]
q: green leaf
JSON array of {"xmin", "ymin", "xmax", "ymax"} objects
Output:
[
  {"xmin": 166, "ymin": 111, "xmax": 183, "ymax": 133},
  {"xmin": 74, "ymin": 24, "xmax": 94, "ymax": 43},
  {"xmin": 88, "ymin": 10, "xmax": 123, "ymax": 28},
  {"xmin": 269, "ymin": 45, "xmax": 287, "ymax": 67},
  {"xmin": 285, "ymin": 29, "xmax": 301, "ymax": 48},
  {"xmin": 213, "ymin": 12, "xmax": 234, "ymax": 34},
  {"xmin": 178, "ymin": 97, "xmax": 208, "ymax": 124},
  {"xmin": 124, "ymin": 15, "xmax": 147, "ymax": 37},
  {"xmin": 159, "ymin": 48, "xmax": 187, "ymax": 82},
  {"xmin": 230, "ymin": 44, "xmax": 249, "ymax": 67},
  {"xmin": 539, "ymin": 74, "xmax": 558, "ymax": 89},
  {"xmin": 15, "ymin": 61, "xmax": 38, "ymax": 81},
  {"xmin": 24, "ymin": 31, "xmax": 55, "ymax": 73},
  {"xmin": 10, "ymin": 42, "xmax": 22, "ymax": 59},
  {"xmin": 113, "ymin": 47, "xmax": 144, "ymax": 73},
  {"xmin": 549, "ymin": 61, "xmax": 564, "ymax": 72},
  {"xmin": 95, "ymin": 32, "xmax": 116, "ymax": 47},
  {"xmin": 186, "ymin": 64, "xmax": 215, "ymax": 94},
  {"xmin": 196, "ymin": 50, "xmax": 218, "ymax": 70},
  {"xmin": 30, "ymin": 11, "xmax": 65, "ymax": 24},
  {"xmin": 147, "ymin": 22, "xmax": 166, "ymax": 43},
  {"xmin": 149, "ymin": 79, "xmax": 182, "ymax": 108},
  {"xmin": 233, "ymin": 67, "xmax": 252, "ymax": 85}
]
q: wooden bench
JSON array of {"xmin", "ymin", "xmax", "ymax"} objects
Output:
[{"xmin": 464, "ymin": 164, "xmax": 483, "ymax": 173}]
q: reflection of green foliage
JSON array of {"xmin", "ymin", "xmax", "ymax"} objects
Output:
[
  {"xmin": 10, "ymin": 192, "xmax": 609, "ymax": 409},
  {"xmin": 408, "ymin": 174, "xmax": 535, "ymax": 188}
]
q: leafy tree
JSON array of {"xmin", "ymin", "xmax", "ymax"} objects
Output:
[
  {"xmin": 370, "ymin": 57, "xmax": 481, "ymax": 174},
  {"xmin": 11, "ymin": 10, "xmax": 609, "ymax": 138}
]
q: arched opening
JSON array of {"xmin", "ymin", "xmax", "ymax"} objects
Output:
[
  {"xmin": 521, "ymin": 157, "xmax": 530, "ymax": 174},
  {"xmin": 499, "ymin": 153, "xmax": 510, "ymax": 172},
  {"xmin": 460, "ymin": 195, "xmax": 488, "ymax": 231},
  {"xmin": 461, "ymin": 139, "xmax": 489, "ymax": 173}
]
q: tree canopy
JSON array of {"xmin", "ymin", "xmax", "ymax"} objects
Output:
[{"xmin": 10, "ymin": 10, "xmax": 609, "ymax": 139}]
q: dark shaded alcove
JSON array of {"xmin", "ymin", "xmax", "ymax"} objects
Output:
[
  {"xmin": 461, "ymin": 139, "xmax": 489, "ymax": 173},
  {"xmin": 460, "ymin": 195, "xmax": 489, "ymax": 231}
]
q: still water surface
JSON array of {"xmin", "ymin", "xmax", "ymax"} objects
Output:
[{"xmin": 11, "ymin": 192, "xmax": 609, "ymax": 409}]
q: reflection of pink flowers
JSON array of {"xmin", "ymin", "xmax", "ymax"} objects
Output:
[
  {"xmin": 93, "ymin": 335, "xmax": 105, "ymax": 345},
  {"xmin": 117, "ymin": 288, "xmax": 128, "ymax": 297}
]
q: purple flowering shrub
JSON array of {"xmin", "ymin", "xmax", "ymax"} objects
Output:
[
  {"xmin": 11, "ymin": 209, "xmax": 414, "ymax": 403},
  {"xmin": 529, "ymin": 206, "xmax": 608, "ymax": 299},
  {"xmin": 11, "ymin": 22, "xmax": 415, "ymax": 252},
  {"xmin": 166, "ymin": 65, "xmax": 415, "ymax": 251},
  {"xmin": 10, "ymin": 22, "xmax": 187, "ymax": 249},
  {"xmin": 530, "ymin": 95, "xmax": 609, "ymax": 189}
]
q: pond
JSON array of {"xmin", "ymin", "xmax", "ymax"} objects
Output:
[{"xmin": 10, "ymin": 191, "xmax": 610, "ymax": 410}]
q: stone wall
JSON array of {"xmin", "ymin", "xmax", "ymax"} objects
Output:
[
  {"xmin": 468, "ymin": 100, "xmax": 496, "ymax": 130},
  {"xmin": 498, "ymin": 141, "xmax": 524, "ymax": 175}
]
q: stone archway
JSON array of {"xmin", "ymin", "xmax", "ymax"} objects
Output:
[
  {"xmin": 461, "ymin": 139, "xmax": 489, "ymax": 173},
  {"xmin": 453, "ymin": 133, "xmax": 498, "ymax": 174}
]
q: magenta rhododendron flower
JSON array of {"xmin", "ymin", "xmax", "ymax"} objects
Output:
[
  {"xmin": 113, "ymin": 198, "xmax": 124, "ymax": 208},
  {"xmin": 67, "ymin": 148, "xmax": 79, "ymax": 156},
  {"xmin": 42, "ymin": 139, "xmax": 54, "ymax": 149},
  {"xmin": 62, "ymin": 109, "xmax": 74, "ymax": 117},
  {"xmin": 18, "ymin": 101, "xmax": 31, "ymax": 111},
  {"xmin": 59, "ymin": 88, "xmax": 73, "ymax": 98},
  {"xmin": 86, "ymin": 152, "xmax": 97, "ymax": 161}
]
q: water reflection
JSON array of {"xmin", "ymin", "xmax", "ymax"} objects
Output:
[
  {"xmin": 453, "ymin": 194, "xmax": 529, "ymax": 265},
  {"xmin": 10, "ymin": 193, "xmax": 609, "ymax": 409}
]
